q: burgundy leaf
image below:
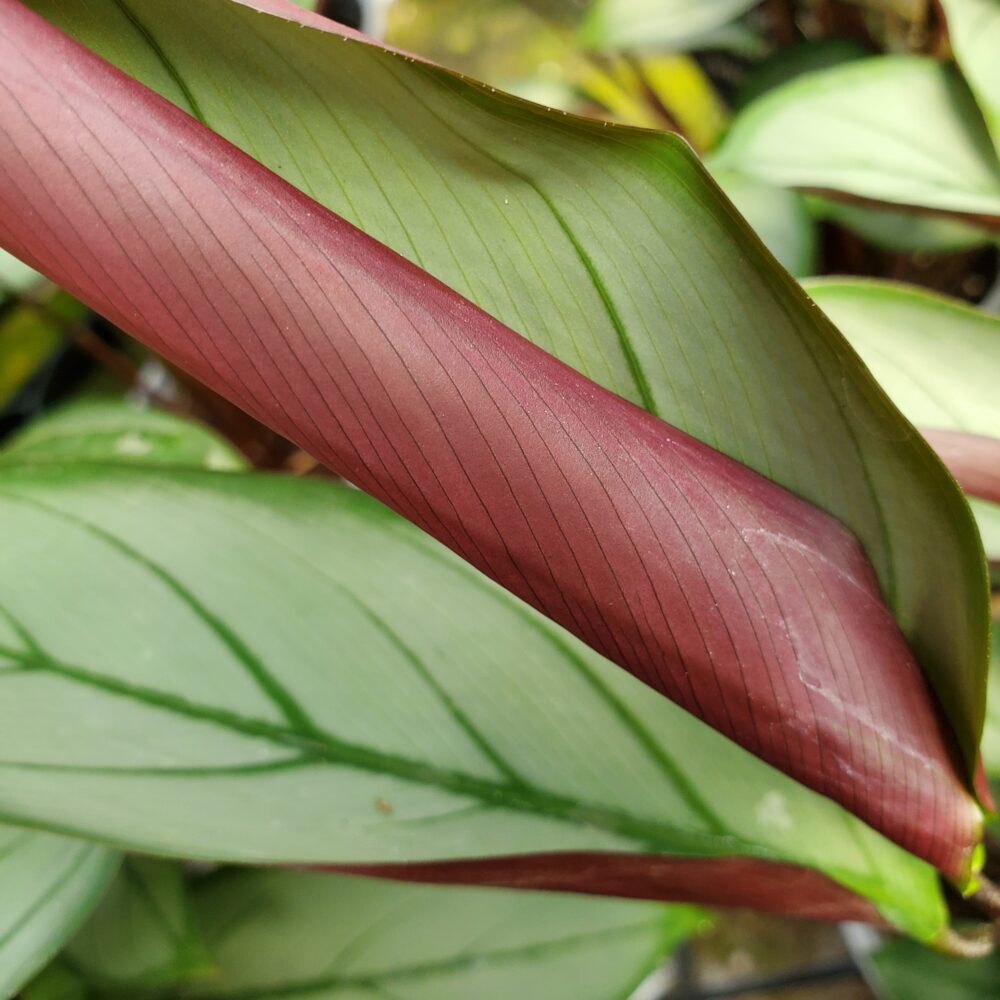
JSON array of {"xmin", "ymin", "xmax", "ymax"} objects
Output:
[
  {"xmin": 922, "ymin": 429, "xmax": 1000, "ymax": 505},
  {"xmin": 0, "ymin": 0, "xmax": 981, "ymax": 879}
]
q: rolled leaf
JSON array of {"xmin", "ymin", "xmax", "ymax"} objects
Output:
[
  {"xmin": 0, "ymin": 0, "xmax": 983, "ymax": 879},
  {"xmin": 22, "ymin": 0, "xmax": 990, "ymax": 798}
]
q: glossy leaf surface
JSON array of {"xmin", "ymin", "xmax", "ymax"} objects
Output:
[
  {"xmin": 0, "ymin": 825, "xmax": 117, "ymax": 999},
  {"xmin": 20, "ymin": 0, "xmax": 992, "ymax": 790},
  {"xmin": 715, "ymin": 56, "xmax": 1000, "ymax": 222},
  {"xmin": 0, "ymin": 0, "xmax": 984, "ymax": 878},
  {"xmin": 0, "ymin": 458, "xmax": 948, "ymax": 939}
]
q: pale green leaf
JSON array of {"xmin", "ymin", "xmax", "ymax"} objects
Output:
[
  {"xmin": 0, "ymin": 459, "xmax": 947, "ymax": 941},
  {"xmin": 64, "ymin": 858, "xmax": 212, "ymax": 990},
  {"xmin": 130, "ymin": 870, "xmax": 705, "ymax": 1000},
  {"xmin": 0, "ymin": 400, "xmax": 247, "ymax": 472},
  {"xmin": 940, "ymin": 0, "xmax": 1000, "ymax": 156},
  {"xmin": 715, "ymin": 56, "xmax": 1000, "ymax": 219},
  {"xmin": 0, "ymin": 248, "xmax": 40, "ymax": 297},
  {"xmin": 0, "ymin": 825, "xmax": 117, "ymax": 999},
  {"xmin": 28, "ymin": 0, "xmax": 990, "ymax": 799}
]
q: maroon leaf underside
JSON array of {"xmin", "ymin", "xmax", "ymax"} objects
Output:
[
  {"xmin": 333, "ymin": 855, "xmax": 885, "ymax": 926},
  {"xmin": 923, "ymin": 429, "xmax": 1000, "ymax": 506},
  {"xmin": 0, "ymin": 0, "xmax": 980, "ymax": 881}
]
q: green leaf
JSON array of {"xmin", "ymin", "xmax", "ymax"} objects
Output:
[
  {"xmin": 0, "ymin": 825, "xmax": 118, "ymax": 999},
  {"xmin": 870, "ymin": 930, "xmax": 1000, "ymax": 999},
  {"xmin": 713, "ymin": 170, "xmax": 818, "ymax": 276},
  {"xmin": 0, "ymin": 459, "xmax": 948, "ymax": 941},
  {"xmin": 26, "ymin": 0, "xmax": 990, "ymax": 820},
  {"xmin": 801, "ymin": 279, "xmax": 1000, "ymax": 439},
  {"xmin": 580, "ymin": 0, "xmax": 757, "ymax": 52},
  {"xmin": 64, "ymin": 858, "xmax": 212, "ymax": 991},
  {"xmin": 715, "ymin": 56, "xmax": 1000, "ymax": 221},
  {"xmin": 171, "ymin": 869, "xmax": 705, "ymax": 1000},
  {"xmin": 940, "ymin": 0, "xmax": 1000, "ymax": 156},
  {"xmin": 0, "ymin": 400, "xmax": 247, "ymax": 472}
]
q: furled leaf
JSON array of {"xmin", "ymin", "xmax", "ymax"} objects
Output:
[
  {"xmin": 64, "ymin": 858, "xmax": 212, "ymax": 990},
  {"xmin": 0, "ymin": 1, "xmax": 986, "ymax": 880},
  {"xmin": 0, "ymin": 399, "xmax": 246, "ymax": 471},
  {"xmin": 165, "ymin": 870, "xmax": 705, "ymax": 1000},
  {"xmin": 715, "ymin": 56, "xmax": 1000, "ymax": 222},
  {"xmin": 0, "ymin": 825, "xmax": 117, "ymax": 999},
  {"xmin": 940, "ymin": 0, "xmax": 1000, "ymax": 156},
  {"xmin": 580, "ymin": 0, "xmax": 757, "ymax": 52},
  {"xmin": 870, "ymin": 930, "xmax": 1000, "ymax": 999},
  {"xmin": 0, "ymin": 0, "xmax": 986, "ymax": 879},
  {"xmin": 713, "ymin": 171, "xmax": 818, "ymax": 276},
  {"xmin": 0, "ymin": 458, "xmax": 949, "ymax": 940},
  {"xmin": 18, "ymin": 0, "xmax": 990, "ymax": 810}
]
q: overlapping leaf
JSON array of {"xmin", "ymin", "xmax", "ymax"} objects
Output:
[
  {"xmin": 0, "ymin": 825, "xmax": 117, "ymax": 999},
  {"xmin": 0, "ymin": 0, "xmax": 988, "ymax": 878},
  {"xmin": 715, "ymin": 56, "xmax": 1000, "ymax": 223}
]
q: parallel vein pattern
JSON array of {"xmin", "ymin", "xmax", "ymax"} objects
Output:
[{"xmin": 0, "ymin": 0, "xmax": 979, "ymax": 878}]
